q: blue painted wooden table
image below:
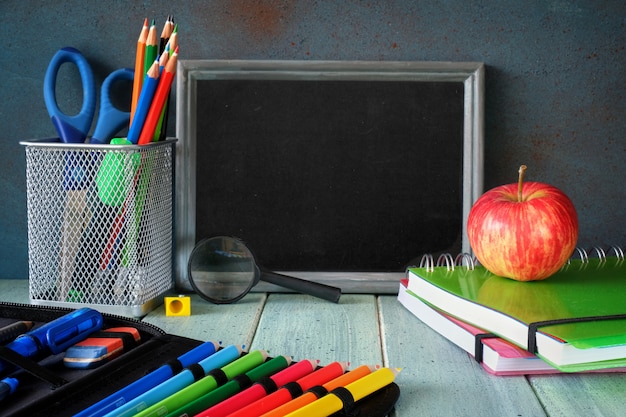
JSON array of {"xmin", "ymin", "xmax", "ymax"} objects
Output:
[{"xmin": 1, "ymin": 280, "xmax": 625, "ymax": 416}]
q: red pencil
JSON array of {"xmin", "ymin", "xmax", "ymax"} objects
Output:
[
  {"xmin": 130, "ymin": 17, "xmax": 148, "ymax": 124},
  {"xmin": 195, "ymin": 359, "xmax": 318, "ymax": 417},
  {"xmin": 137, "ymin": 47, "xmax": 178, "ymax": 145},
  {"xmin": 226, "ymin": 361, "xmax": 348, "ymax": 417}
]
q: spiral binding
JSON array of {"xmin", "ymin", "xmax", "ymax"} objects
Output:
[
  {"xmin": 562, "ymin": 245, "xmax": 625, "ymax": 270},
  {"xmin": 417, "ymin": 252, "xmax": 477, "ymax": 273},
  {"xmin": 413, "ymin": 246, "xmax": 624, "ymax": 273}
]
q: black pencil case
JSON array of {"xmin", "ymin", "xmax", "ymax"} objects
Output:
[{"xmin": 0, "ymin": 302, "xmax": 399, "ymax": 417}]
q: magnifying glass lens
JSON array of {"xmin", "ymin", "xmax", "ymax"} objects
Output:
[
  {"xmin": 189, "ymin": 236, "xmax": 341, "ymax": 304},
  {"xmin": 188, "ymin": 237, "xmax": 257, "ymax": 303}
]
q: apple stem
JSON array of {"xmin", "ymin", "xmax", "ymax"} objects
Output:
[{"xmin": 518, "ymin": 165, "xmax": 527, "ymax": 202}]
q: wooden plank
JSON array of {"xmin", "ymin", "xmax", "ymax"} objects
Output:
[
  {"xmin": 142, "ymin": 292, "xmax": 267, "ymax": 348},
  {"xmin": 0, "ymin": 279, "xmax": 29, "ymax": 304},
  {"xmin": 378, "ymin": 295, "xmax": 546, "ymax": 417},
  {"xmin": 249, "ymin": 294, "xmax": 383, "ymax": 366},
  {"xmin": 529, "ymin": 374, "xmax": 626, "ymax": 417}
]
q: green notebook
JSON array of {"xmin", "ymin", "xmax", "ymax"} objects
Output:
[{"xmin": 406, "ymin": 256, "xmax": 626, "ymax": 372}]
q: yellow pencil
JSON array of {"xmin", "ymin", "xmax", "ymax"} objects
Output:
[{"xmin": 283, "ymin": 367, "xmax": 400, "ymax": 417}]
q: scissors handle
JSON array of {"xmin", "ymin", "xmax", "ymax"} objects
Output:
[
  {"xmin": 44, "ymin": 47, "xmax": 96, "ymax": 144},
  {"xmin": 91, "ymin": 68, "xmax": 134, "ymax": 144}
]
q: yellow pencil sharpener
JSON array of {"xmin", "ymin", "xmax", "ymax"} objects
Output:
[{"xmin": 165, "ymin": 295, "xmax": 191, "ymax": 316}]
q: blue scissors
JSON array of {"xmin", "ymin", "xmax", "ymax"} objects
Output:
[{"xmin": 44, "ymin": 47, "xmax": 134, "ymax": 144}]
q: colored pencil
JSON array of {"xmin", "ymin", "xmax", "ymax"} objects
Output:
[
  {"xmin": 127, "ymin": 60, "xmax": 160, "ymax": 144},
  {"xmin": 228, "ymin": 361, "xmax": 348, "ymax": 417},
  {"xmin": 156, "ymin": 22, "xmax": 177, "ymax": 141},
  {"xmin": 168, "ymin": 24, "xmax": 178, "ymax": 56},
  {"xmin": 130, "ymin": 18, "xmax": 148, "ymax": 125},
  {"xmin": 195, "ymin": 359, "xmax": 318, "ymax": 417},
  {"xmin": 144, "ymin": 19, "xmax": 158, "ymax": 76},
  {"xmin": 137, "ymin": 47, "xmax": 178, "ymax": 145},
  {"xmin": 134, "ymin": 350, "xmax": 268, "ymax": 417},
  {"xmin": 165, "ymin": 356, "xmax": 292, "ymax": 417},
  {"xmin": 152, "ymin": 43, "xmax": 170, "ymax": 142},
  {"xmin": 282, "ymin": 367, "xmax": 400, "ymax": 417},
  {"xmin": 159, "ymin": 15, "xmax": 174, "ymax": 54},
  {"xmin": 258, "ymin": 365, "xmax": 375, "ymax": 417},
  {"xmin": 74, "ymin": 341, "xmax": 220, "ymax": 417}
]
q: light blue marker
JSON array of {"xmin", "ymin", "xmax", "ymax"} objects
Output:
[
  {"xmin": 74, "ymin": 340, "xmax": 220, "ymax": 417},
  {"xmin": 102, "ymin": 344, "xmax": 242, "ymax": 417}
]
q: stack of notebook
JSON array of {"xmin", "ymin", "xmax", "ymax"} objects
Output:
[{"xmin": 397, "ymin": 249, "xmax": 626, "ymax": 375}]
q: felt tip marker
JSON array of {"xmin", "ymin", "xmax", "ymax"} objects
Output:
[
  {"xmin": 0, "ymin": 377, "xmax": 18, "ymax": 402},
  {"xmin": 0, "ymin": 308, "xmax": 103, "ymax": 377},
  {"xmin": 102, "ymin": 344, "xmax": 242, "ymax": 417},
  {"xmin": 165, "ymin": 355, "xmax": 293, "ymax": 417},
  {"xmin": 258, "ymin": 364, "xmax": 376, "ymax": 417},
  {"xmin": 282, "ymin": 367, "xmax": 401, "ymax": 417},
  {"xmin": 195, "ymin": 359, "xmax": 319, "ymax": 417},
  {"xmin": 134, "ymin": 350, "xmax": 268, "ymax": 417},
  {"xmin": 228, "ymin": 361, "xmax": 348, "ymax": 417},
  {"xmin": 74, "ymin": 341, "xmax": 221, "ymax": 417}
]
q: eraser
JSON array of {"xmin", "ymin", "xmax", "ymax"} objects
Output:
[
  {"xmin": 63, "ymin": 327, "xmax": 141, "ymax": 369},
  {"xmin": 165, "ymin": 295, "xmax": 191, "ymax": 316}
]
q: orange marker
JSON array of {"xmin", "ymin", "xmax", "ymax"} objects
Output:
[
  {"xmin": 137, "ymin": 47, "xmax": 178, "ymax": 145},
  {"xmin": 228, "ymin": 361, "xmax": 348, "ymax": 417},
  {"xmin": 258, "ymin": 364, "xmax": 375, "ymax": 417},
  {"xmin": 282, "ymin": 367, "xmax": 400, "ymax": 417}
]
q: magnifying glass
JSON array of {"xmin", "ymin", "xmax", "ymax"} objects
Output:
[{"xmin": 188, "ymin": 236, "xmax": 342, "ymax": 304}]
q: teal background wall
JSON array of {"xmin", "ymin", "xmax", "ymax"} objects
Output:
[{"xmin": 1, "ymin": 1, "xmax": 625, "ymax": 279}]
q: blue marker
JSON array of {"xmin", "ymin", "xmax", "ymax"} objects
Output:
[
  {"xmin": 102, "ymin": 344, "xmax": 243, "ymax": 417},
  {"xmin": 74, "ymin": 340, "xmax": 221, "ymax": 417},
  {"xmin": 0, "ymin": 308, "xmax": 103, "ymax": 377},
  {"xmin": 0, "ymin": 377, "xmax": 18, "ymax": 402}
]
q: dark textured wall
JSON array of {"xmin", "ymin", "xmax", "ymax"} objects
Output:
[{"xmin": 1, "ymin": 1, "xmax": 625, "ymax": 279}]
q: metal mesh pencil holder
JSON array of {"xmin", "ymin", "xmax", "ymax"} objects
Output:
[{"xmin": 21, "ymin": 138, "xmax": 176, "ymax": 317}]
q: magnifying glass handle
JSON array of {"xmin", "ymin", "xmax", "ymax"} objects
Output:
[{"xmin": 260, "ymin": 270, "xmax": 342, "ymax": 303}]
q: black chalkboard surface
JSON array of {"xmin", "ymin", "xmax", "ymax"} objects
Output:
[{"xmin": 175, "ymin": 60, "xmax": 484, "ymax": 292}]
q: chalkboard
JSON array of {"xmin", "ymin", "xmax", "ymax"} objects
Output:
[{"xmin": 175, "ymin": 60, "xmax": 484, "ymax": 293}]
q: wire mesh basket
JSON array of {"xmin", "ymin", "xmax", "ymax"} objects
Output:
[{"xmin": 21, "ymin": 138, "xmax": 176, "ymax": 316}]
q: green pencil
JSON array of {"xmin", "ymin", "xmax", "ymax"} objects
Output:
[
  {"xmin": 165, "ymin": 355, "xmax": 292, "ymax": 417},
  {"xmin": 134, "ymin": 350, "xmax": 269, "ymax": 417},
  {"xmin": 144, "ymin": 19, "xmax": 158, "ymax": 76}
]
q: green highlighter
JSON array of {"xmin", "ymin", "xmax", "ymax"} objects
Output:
[
  {"xmin": 95, "ymin": 137, "xmax": 140, "ymax": 207},
  {"xmin": 135, "ymin": 349, "xmax": 269, "ymax": 417},
  {"xmin": 165, "ymin": 355, "xmax": 292, "ymax": 417}
]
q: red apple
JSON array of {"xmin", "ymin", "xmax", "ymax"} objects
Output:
[{"xmin": 467, "ymin": 165, "xmax": 578, "ymax": 281}]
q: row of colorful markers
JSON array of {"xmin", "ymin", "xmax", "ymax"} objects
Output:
[{"xmin": 75, "ymin": 341, "xmax": 400, "ymax": 417}]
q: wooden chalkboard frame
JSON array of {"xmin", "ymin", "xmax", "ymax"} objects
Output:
[{"xmin": 175, "ymin": 60, "xmax": 484, "ymax": 293}]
